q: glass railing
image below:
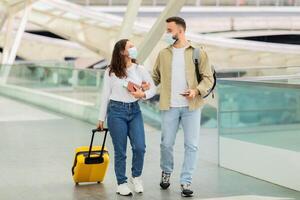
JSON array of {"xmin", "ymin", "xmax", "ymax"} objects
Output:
[
  {"xmin": 1, "ymin": 63, "xmax": 299, "ymax": 130},
  {"xmin": 0, "ymin": 63, "xmax": 161, "ymax": 126},
  {"xmin": 216, "ymin": 65, "xmax": 300, "ymax": 79},
  {"xmin": 1, "ymin": 63, "xmax": 102, "ymax": 105},
  {"xmin": 217, "ymin": 77, "xmax": 300, "ymax": 152}
]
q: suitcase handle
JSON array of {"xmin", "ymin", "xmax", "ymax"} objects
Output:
[{"xmin": 85, "ymin": 128, "xmax": 109, "ymax": 164}]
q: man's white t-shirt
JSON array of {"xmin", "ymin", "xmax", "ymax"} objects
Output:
[{"xmin": 170, "ymin": 46, "xmax": 189, "ymax": 107}]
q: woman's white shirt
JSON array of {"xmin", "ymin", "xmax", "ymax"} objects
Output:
[{"xmin": 98, "ymin": 64, "xmax": 156, "ymax": 121}]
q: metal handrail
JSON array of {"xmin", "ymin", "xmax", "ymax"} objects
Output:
[
  {"xmin": 0, "ymin": 63, "xmax": 105, "ymax": 73},
  {"xmin": 218, "ymin": 76, "xmax": 300, "ymax": 89}
]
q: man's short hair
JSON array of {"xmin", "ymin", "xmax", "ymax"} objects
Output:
[{"xmin": 165, "ymin": 16, "xmax": 186, "ymax": 31}]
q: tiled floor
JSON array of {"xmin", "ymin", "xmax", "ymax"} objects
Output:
[{"xmin": 0, "ymin": 96, "xmax": 299, "ymax": 200}]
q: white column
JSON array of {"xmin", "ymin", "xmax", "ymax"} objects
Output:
[
  {"xmin": 0, "ymin": 11, "xmax": 8, "ymax": 71},
  {"xmin": 0, "ymin": 12, "xmax": 7, "ymax": 32},
  {"xmin": 137, "ymin": 0, "xmax": 187, "ymax": 63},
  {"xmin": 1, "ymin": 14, "xmax": 14, "ymax": 65},
  {"xmin": 7, "ymin": 3, "xmax": 31, "ymax": 64},
  {"xmin": 0, "ymin": 1, "xmax": 31, "ymax": 84},
  {"xmin": 0, "ymin": 13, "xmax": 13, "ymax": 83},
  {"xmin": 153, "ymin": 0, "xmax": 157, "ymax": 6},
  {"xmin": 118, "ymin": 0, "xmax": 142, "ymax": 40},
  {"xmin": 256, "ymin": 0, "xmax": 260, "ymax": 6}
]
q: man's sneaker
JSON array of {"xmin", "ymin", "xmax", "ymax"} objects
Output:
[
  {"xmin": 181, "ymin": 183, "xmax": 194, "ymax": 197},
  {"xmin": 116, "ymin": 183, "xmax": 132, "ymax": 196},
  {"xmin": 160, "ymin": 171, "xmax": 171, "ymax": 189},
  {"xmin": 130, "ymin": 176, "xmax": 144, "ymax": 193}
]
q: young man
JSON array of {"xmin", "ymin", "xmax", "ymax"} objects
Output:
[{"xmin": 152, "ymin": 16, "xmax": 214, "ymax": 197}]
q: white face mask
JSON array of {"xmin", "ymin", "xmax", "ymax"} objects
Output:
[
  {"xmin": 164, "ymin": 33, "xmax": 177, "ymax": 45},
  {"xmin": 128, "ymin": 47, "xmax": 138, "ymax": 59}
]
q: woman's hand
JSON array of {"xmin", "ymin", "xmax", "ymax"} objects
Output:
[
  {"xmin": 131, "ymin": 85, "xmax": 146, "ymax": 99},
  {"xmin": 141, "ymin": 81, "xmax": 151, "ymax": 91},
  {"xmin": 97, "ymin": 120, "xmax": 104, "ymax": 130}
]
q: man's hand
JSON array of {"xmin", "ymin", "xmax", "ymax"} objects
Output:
[
  {"xmin": 141, "ymin": 81, "xmax": 151, "ymax": 91},
  {"xmin": 97, "ymin": 120, "xmax": 104, "ymax": 130},
  {"xmin": 131, "ymin": 85, "xmax": 146, "ymax": 99},
  {"xmin": 185, "ymin": 89, "xmax": 199, "ymax": 100}
]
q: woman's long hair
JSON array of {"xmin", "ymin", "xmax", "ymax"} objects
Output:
[{"xmin": 109, "ymin": 39, "xmax": 136, "ymax": 79}]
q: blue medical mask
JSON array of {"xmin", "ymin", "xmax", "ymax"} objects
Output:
[
  {"xmin": 128, "ymin": 47, "xmax": 138, "ymax": 59},
  {"xmin": 164, "ymin": 33, "xmax": 178, "ymax": 45}
]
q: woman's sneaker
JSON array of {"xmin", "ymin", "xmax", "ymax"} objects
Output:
[
  {"xmin": 160, "ymin": 171, "xmax": 171, "ymax": 189},
  {"xmin": 181, "ymin": 183, "xmax": 194, "ymax": 197},
  {"xmin": 116, "ymin": 183, "xmax": 132, "ymax": 196},
  {"xmin": 130, "ymin": 176, "xmax": 143, "ymax": 193}
]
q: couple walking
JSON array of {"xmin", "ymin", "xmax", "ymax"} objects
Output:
[{"xmin": 97, "ymin": 16, "xmax": 214, "ymax": 197}]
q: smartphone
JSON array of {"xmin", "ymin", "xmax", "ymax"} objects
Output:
[
  {"xmin": 123, "ymin": 81, "xmax": 139, "ymax": 92},
  {"xmin": 180, "ymin": 92, "xmax": 190, "ymax": 96}
]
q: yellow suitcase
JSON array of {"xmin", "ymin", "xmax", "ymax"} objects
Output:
[{"xmin": 72, "ymin": 128, "xmax": 110, "ymax": 185}]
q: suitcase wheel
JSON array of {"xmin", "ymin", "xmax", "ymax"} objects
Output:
[
  {"xmin": 97, "ymin": 181, "xmax": 100, "ymax": 184},
  {"xmin": 75, "ymin": 182, "xmax": 79, "ymax": 185}
]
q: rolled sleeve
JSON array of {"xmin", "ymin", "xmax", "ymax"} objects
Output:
[
  {"xmin": 140, "ymin": 66, "xmax": 157, "ymax": 100},
  {"xmin": 98, "ymin": 69, "xmax": 111, "ymax": 121},
  {"xmin": 152, "ymin": 53, "xmax": 161, "ymax": 86}
]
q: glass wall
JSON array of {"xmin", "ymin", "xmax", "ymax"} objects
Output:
[
  {"xmin": 217, "ymin": 77, "xmax": 300, "ymax": 191},
  {"xmin": 218, "ymin": 78, "xmax": 300, "ymax": 151}
]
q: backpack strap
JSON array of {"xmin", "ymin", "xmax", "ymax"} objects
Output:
[
  {"xmin": 193, "ymin": 48, "xmax": 201, "ymax": 83},
  {"xmin": 193, "ymin": 48, "xmax": 217, "ymax": 99}
]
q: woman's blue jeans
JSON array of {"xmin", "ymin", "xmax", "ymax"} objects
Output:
[{"xmin": 107, "ymin": 100, "xmax": 146, "ymax": 185}]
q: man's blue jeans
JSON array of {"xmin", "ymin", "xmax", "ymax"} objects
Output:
[
  {"xmin": 160, "ymin": 107, "xmax": 201, "ymax": 184},
  {"xmin": 107, "ymin": 100, "xmax": 146, "ymax": 185}
]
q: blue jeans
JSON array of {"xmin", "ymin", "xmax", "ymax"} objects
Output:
[
  {"xmin": 107, "ymin": 100, "xmax": 146, "ymax": 185},
  {"xmin": 160, "ymin": 107, "xmax": 201, "ymax": 184}
]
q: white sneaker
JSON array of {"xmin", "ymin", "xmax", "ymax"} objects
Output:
[
  {"xmin": 130, "ymin": 176, "xmax": 144, "ymax": 193},
  {"xmin": 116, "ymin": 183, "xmax": 132, "ymax": 196}
]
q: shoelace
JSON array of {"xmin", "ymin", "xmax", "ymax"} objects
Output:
[
  {"xmin": 162, "ymin": 173, "xmax": 170, "ymax": 183},
  {"xmin": 182, "ymin": 184, "xmax": 191, "ymax": 190}
]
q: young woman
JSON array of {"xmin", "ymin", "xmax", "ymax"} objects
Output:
[{"xmin": 97, "ymin": 39, "xmax": 156, "ymax": 196}]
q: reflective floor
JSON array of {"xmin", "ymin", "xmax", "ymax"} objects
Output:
[{"xmin": 0, "ymin": 95, "xmax": 299, "ymax": 200}]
